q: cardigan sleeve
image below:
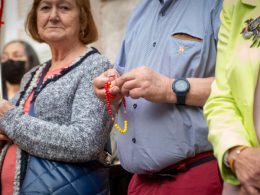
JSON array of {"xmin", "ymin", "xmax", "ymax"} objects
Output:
[
  {"xmin": 204, "ymin": 0, "xmax": 252, "ymax": 185},
  {"xmin": 0, "ymin": 54, "xmax": 113, "ymax": 163},
  {"xmin": 10, "ymin": 66, "xmax": 39, "ymax": 105}
]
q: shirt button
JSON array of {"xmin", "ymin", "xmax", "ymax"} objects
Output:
[
  {"xmin": 153, "ymin": 42, "xmax": 156, "ymax": 47},
  {"xmin": 132, "ymin": 138, "xmax": 136, "ymax": 143},
  {"xmin": 133, "ymin": 104, "xmax": 137, "ymax": 109}
]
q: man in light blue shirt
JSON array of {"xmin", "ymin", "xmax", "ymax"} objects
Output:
[{"xmin": 94, "ymin": 0, "xmax": 223, "ymax": 194}]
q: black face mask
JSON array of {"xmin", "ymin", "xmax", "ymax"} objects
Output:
[{"xmin": 1, "ymin": 60, "xmax": 26, "ymax": 84}]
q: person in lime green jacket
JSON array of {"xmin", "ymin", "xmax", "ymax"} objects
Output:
[{"xmin": 204, "ymin": 0, "xmax": 260, "ymax": 194}]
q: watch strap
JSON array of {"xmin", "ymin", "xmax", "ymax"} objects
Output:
[
  {"xmin": 176, "ymin": 94, "xmax": 186, "ymax": 105},
  {"xmin": 173, "ymin": 78, "xmax": 190, "ymax": 105}
]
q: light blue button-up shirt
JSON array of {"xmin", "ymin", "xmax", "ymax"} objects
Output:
[{"xmin": 115, "ymin": 0, "xmax": 222, "ymax": 174}]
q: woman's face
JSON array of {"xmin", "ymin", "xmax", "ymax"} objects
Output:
[
  {"xmin": 1, "ymin": 42, "xmax": 28, "ymax": 64},
  {"xmin": 37, "ymin": 0, "xmax": 81, "ymax": 44}
]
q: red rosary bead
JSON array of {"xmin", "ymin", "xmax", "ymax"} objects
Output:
[{"xmin": 105, "ymin": 79, "xmax": 128, "ymax": 133}]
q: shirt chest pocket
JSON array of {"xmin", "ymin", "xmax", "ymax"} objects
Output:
[{"xmin": 164, "ymin": 31, "xmax": 203, "ymax": 77}]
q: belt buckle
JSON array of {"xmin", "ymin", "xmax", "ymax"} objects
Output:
[{"xmin": 148, "ymin": 161, "xmax": 189, "ymax": 179}]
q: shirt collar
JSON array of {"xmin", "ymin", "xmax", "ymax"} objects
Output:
[
  {"xmin": 159, "ymin": 0, "xmax": 174, "ymax": 5},
  {"xmin": 241, "ymin": 0, "xmax": 259, "ymax": 6},
  {"xmin": 159, "ymin": 0, "xmax": 177, "ymax": 15}
]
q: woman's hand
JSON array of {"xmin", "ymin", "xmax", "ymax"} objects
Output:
[
  {"xmin": 0, "ymin": 133, "xmax": 11, "ymax": 142},
  {"xmin": 240, "ymin": 185, "xmax": 260, "ymax": 195},
  {"xmin": 231, "ymin": 147, "xmax": 260, "ymax": 195},
  {"xmin": 93, "ymin": 69, "xmax": 123, "ymax": 108},
  {"xmin": 0, "ymin": 100, "xmax": 14, "ymax": 144},
  {"xmin": 0, "ymin": 131, "xmax": 12, "ymax": 151},
  {"xmin": 114, "ymin": 66, "xmax": 172, "ymax": 103},
  {"xmin": 0, "ymin": 99, "xmax": 14, "ymax": 118}
]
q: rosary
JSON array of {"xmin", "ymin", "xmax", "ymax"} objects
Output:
[{"xmin": 105, "ymin": 77, "xmax": 128, "ymax": 134}]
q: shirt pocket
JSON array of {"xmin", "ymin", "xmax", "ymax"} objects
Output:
[{"xmin": 164, "ymin": 32, "xmax": 203, "ymax": 77}]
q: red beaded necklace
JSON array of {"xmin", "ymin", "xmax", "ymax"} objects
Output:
[{"xmin": 105, "ymin": 79, "xmax": 128, "ymax": 134}]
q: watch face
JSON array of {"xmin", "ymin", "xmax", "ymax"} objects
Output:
[{"xmin": 175, "ymin": 80, "xmax": 189, "ymax": 92}]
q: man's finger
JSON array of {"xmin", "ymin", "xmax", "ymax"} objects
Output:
[
  {"xmin": 110, "ymin": 86, "xmax": 121, "ymax": 95},
  {"xmin": 114, "ymin": 74, "xmax": 135, "ymax": 88},
  {"xmin": 128, "ymin": 88, "xmax": 143, "ymax": 99}
]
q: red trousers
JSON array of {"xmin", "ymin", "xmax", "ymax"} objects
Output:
[{"xmin": 128, "ymin": 157, "xmax": 223, "ymax": 195}]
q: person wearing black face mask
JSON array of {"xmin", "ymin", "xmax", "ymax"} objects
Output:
[
  {"xmin": 1, "ymin": 40, "xmax": 39, "ymax": 100},
  {"xmin": 2, "ymin": 60, "xmax": 26, "ymax": 84}
]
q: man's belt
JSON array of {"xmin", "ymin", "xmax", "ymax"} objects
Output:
[{"xmin": 149, "ymin": 151, "xmax": 216, "ymax": 178}]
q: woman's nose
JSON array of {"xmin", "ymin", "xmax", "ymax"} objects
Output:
[{"xmin": 49, "ymin": 7, "xmax": 59, "ymax": 22}]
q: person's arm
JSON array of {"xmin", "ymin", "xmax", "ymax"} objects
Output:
[
  {"xmin": 167, "ymin": 77, "xmax": 214, "ymax": 106},
  {"xmin": 0, "ymin": 67, "xmax": 39, "ymax": 150},
  {"xmin": 0, "ymin": 56, "xmax": 113, "ymax": 163},
  {"xmin": 204, "ymin": 2, "xmax": 251, "ymax": 185},
  {"xmin": 114, "ymin": 65, "xmax": 213, "ymax": 107}
]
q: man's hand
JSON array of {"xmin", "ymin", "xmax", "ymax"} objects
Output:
[
  {"xmin": 114, "ymin": 66, "xmax": 172, "ymax": 103},
  {"xmin": 230, "ymin": 147, "xmax": 260, "ymax": 195}
]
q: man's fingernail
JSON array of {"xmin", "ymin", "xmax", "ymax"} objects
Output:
[{"xmin": 108, "ymin": 74, "xmax": 116, "ymax": 78}]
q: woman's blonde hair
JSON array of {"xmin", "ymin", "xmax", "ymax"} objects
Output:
[{"xmin": 25, "ymin": 0, "xmax": 98, "ymax": 44}]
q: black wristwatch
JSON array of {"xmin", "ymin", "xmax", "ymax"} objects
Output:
[{"xmin": 172, "ymin": 78, "xmax": 190, "ymax": 105}]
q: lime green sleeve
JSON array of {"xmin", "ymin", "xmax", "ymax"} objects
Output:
[{"xmin": 204, "ymin": 1, "xmax": 251, "ymax": 185}]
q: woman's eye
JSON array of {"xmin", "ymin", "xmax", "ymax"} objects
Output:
[
  {"xmin": 14, "ymin": 54, "xmax": 23, "ymax": 59},
  {"xmin": 59, "ymin": 6, "xmax": 70, "ymax": 11},
  {"xmin": 40, "ymin": 6, "xmax": 50, "ymax": 11}
]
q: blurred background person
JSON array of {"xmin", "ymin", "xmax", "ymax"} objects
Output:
[
  {"xmin": 204, "ymin": 0, "xmax": 260, "ymax": 194},
  {"xmin": 0, "ymin": 0, "xmax": 112, "ymax": 194},
  {"xmin": 1, "ymin": 40, "xmax": 40, "ymax": 100}
]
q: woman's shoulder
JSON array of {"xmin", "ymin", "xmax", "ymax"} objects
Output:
[
  {"xmin": 223, "ymin": 0, "xmax": 245, "ymax": 10},
  {"xmin": 80, "ymin": 47, "xmax": 112, "ymax": 74},
  {"xmin": 222, "ymin": 0, "xmax": 257, "ymax": 19}
]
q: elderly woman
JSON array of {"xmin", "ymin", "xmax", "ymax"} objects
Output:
[
  {"xmin": 1, "ymin": 40, "xmax": 40, "ymax": 100},
  {"xmin": 204, "ymin": 0, "xmax": 260, "ymax": 195},
  {"xmin": 0, "ymin": 0, "xmax": 112, "ymax": 194}
]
